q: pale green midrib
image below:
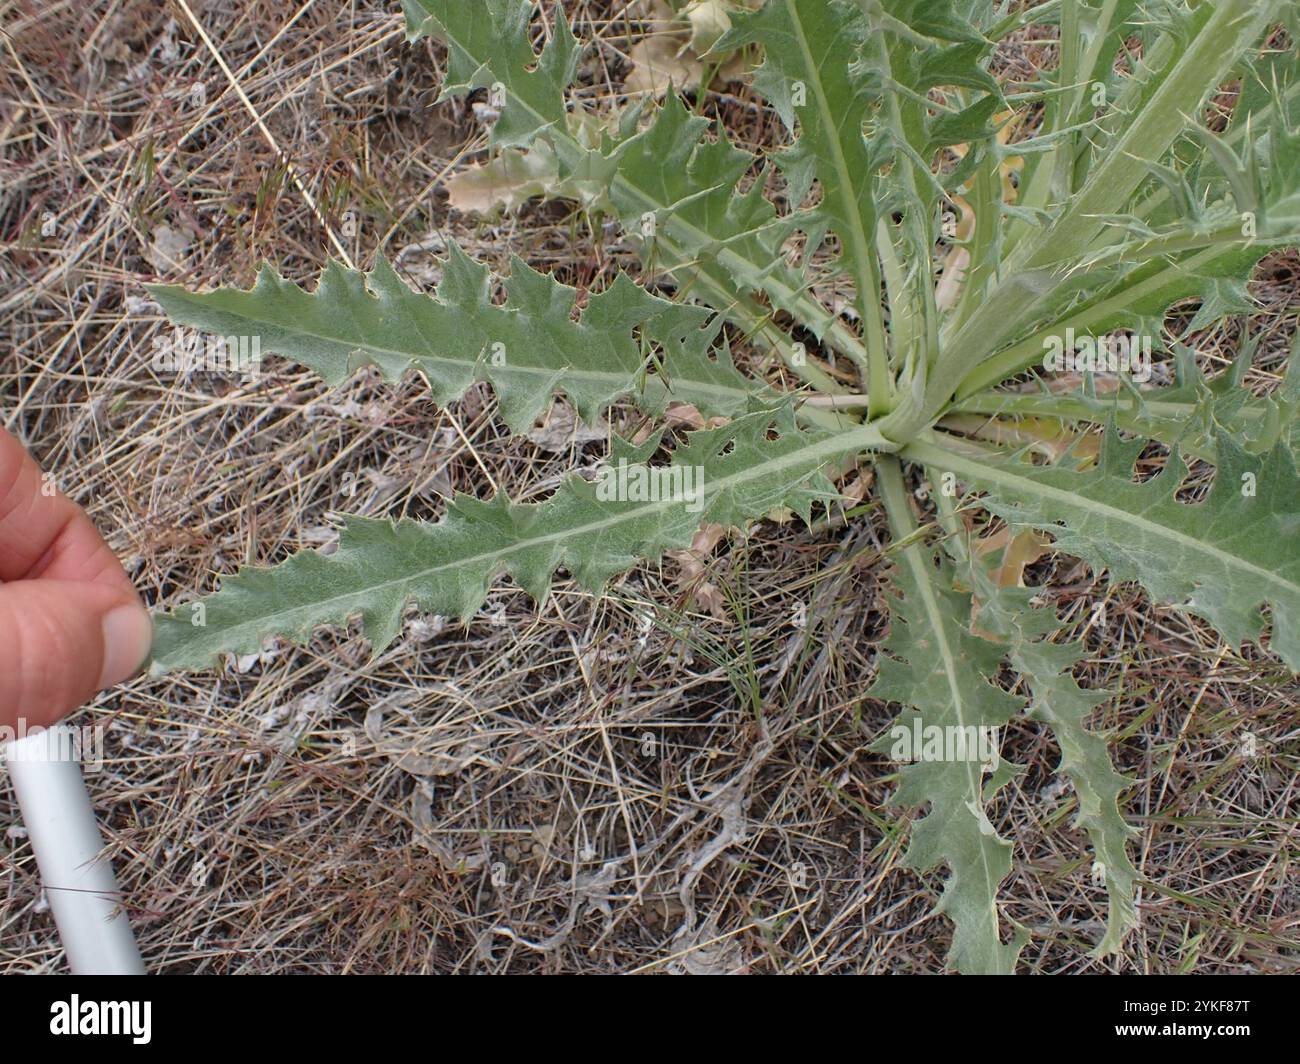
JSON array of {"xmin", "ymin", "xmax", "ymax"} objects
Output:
[
  {"xmin": 953, "ymin": 391, "xmax": 1271, "ymax": 425},
  {"xmin": 645, "ymin": 226, "xmax": 855, "ymax": 401},
  {"xmin": 610, "ymin": 167, "xmax": 861, "ymax": 354},
  {"xmin": 157, "ymin": 288, "xmax": 755, "ymax": 406},
  {"xmin": 1072, "ymin": 0, "xmax": 1121, "ymax": 127},
  {"xmin": 416, "ymin": 2, "xmax": 869, "ymax": 367},
  {"xmin": 879, "ymin": 457, "xmax": 1002, "ymax": 961},
  {"xmin": 632, "ymin": 186, "xmax": 859, "ymax": 358},
  {"xmin": 946, "ymin": 0, "xmax": 1269, "ymax": 394},
  {"xmin": 185, "ymin": 421, "xmax": 892, "ymax": 655},
  {"xmin": 1008, "ymin": 636, "xmax": 1135, "ymax": 955},
  {"xmin": 953, "ymin": 242, "xmax": 1243, "ymax": 400},
  {"xmin": 651, "ymin": 215, "xmax": 871, "ymax": 396},
  {"xmin": 901, "ymin": 539, "xmax": 1002, "ymax": 946},
  {"xmin": 1015, "ymin": 0, "xmax": 1253, "ymax": 271},
  {"xmin": 907, "ymin": 435, "xmax": 1300, "ymax": 598},
  {"xmin": 782, "ymin": 0, "xmax": 878, "ymax": 345},
  {"xmin": 1043, "ymin": 194, "xmax": 1300, "ymax": 273},
  {"xmin": 603, "ymin": 138, "xmax": 868, "ymax": 361}
]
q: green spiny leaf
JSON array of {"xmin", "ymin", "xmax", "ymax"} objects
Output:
[
  {"xmin": 1020, "ymin": 0, "xmax": 1283, "ymax": 266},
  {"xmin": 147, "ymin": 247, "xmax": 772, "ymax": 432},
  {"xmin": 402, "ymin": 0, "xmax": 577, "ymax": 150},
  {"xmin": 871, "ymin": 458, "xmax": 1026, "ymax": 974},
  {"xmin": 941, "ymin": 0, "xmax": 1286, "ymax": 410},
  {"xmin": 720, "ymin": 0, "xmax": 887, "ymax": 324},
  {"xmin": 868, "ymin": 0, "xmax": 987, "ymax": 44},
  {"xmin": 150, "ymin": 412, "xmax": 890, "ymax": 673},
  {"xmin": 952, "ymin": 238, "xmax": 1272, "ymax": 401},
  {"xmin": 909, "ymin": 429, "xmax": 1300, "ymax": 671},
  {"xmin": 954, "ymin": 335, "xmax": 1300, "ymax": 465},
  {"xmin": 403, "ymin": 0, "xmax": 868, "ymax": 368},
  {"xmin": 961, "ymin": 543, "xmax": 1138, "ymax": 959}
]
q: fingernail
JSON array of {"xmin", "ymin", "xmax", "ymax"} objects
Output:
[{"xmin": 98, "ymin": 603, "xmax": 154, "ymax": 689}]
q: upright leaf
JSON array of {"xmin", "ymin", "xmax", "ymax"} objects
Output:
[{"xmin": 721, "ymin": 0, "xmax": 887, "ymax": 333}]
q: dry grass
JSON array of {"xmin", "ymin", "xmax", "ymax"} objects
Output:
[{"xmin": 0, "ymin": 0, "xmax": 1297, "ymax": 974}]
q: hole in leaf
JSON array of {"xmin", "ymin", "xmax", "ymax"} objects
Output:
[{"xmin": 1175, "ymin": 458, "xmax": 1216, "ymax": 504}]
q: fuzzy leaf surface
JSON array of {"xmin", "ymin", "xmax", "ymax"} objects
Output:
[
  {"xmin": 910, "ymin": 431, "xmax": 1300, "ymax": 671},
  {"xmin": 962, "ymin": 545, "xmax": 1138, "ymax": 958},
  {"xmin": 402, "ymin": 0, "xmax": 860, "ymax": 360},
  {"xmin": 871, "ymin": 460, "xmax": 1026, "ymax": 974},
  {"xmin": 148, "ymin": 247, "xmax": 771, "ymax": 432},
  {"xmin": 151, "ymin": 413, "xmax": 889, "ymax": 672}
]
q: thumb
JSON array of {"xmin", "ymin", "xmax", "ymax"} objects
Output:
[{"xmin": 0, "ymin": 580, "xmax": 153, "ymax": 731}]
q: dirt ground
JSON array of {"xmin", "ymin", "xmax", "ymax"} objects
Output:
[{"xmin": 0, "ymin": 0, "xmax": 1296, "ymax": 973}]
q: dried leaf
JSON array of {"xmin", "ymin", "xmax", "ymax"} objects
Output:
[
  {"xmin": 527, "ymin": 400, "xmax": 608, "ymax": 453},
  {"xmin": 666, "ymin": 522, "xmax": 730, "ymax": 620}
]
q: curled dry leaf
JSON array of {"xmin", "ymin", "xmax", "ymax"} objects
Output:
[
  {"xmin": 967, "ymin": 527, "xmax": 1052, "ymax": 641},
  {"xmin": 447, "ymin": 112, "xmax": 608, "ymax": 216},
  {"xmin": 527, "ymin": 400, "xmax": 608, "ymax": 453},
  {"xmin": 447, "ymin": 139, "xmax": 559, "ymax": 215},
  {"xmin": 666, "ymin": 522, "xmax": 730, "ymax": 620},
  {"xmin": 146, "ymin": 223, "xmax": 192, "ymax": 274},
  {"xmin": 942, "ymin": 413, "xmax": 1101, "ymax": 464},
  {"xmin": 626, "ymin": 0, "xmax": 757, "ymax": 97}
]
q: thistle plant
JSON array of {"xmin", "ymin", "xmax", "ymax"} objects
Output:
[{"xmin": 146, "ymin": 0, "xmax": 1300, "ymax": 973}]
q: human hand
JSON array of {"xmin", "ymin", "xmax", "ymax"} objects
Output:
[{"xmin": 0, "ymin": 426, "xmax": 152, "ymax": 732}]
